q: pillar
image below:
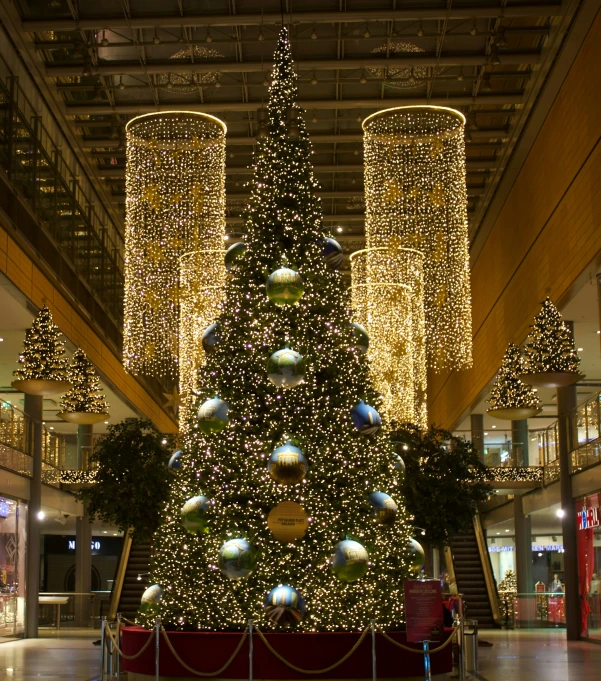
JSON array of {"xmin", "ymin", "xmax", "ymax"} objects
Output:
[
  {"xmin": 470, "ymin": 413, "xmax": 485, "ymax": 463},
  {"xmin": 74, "ymin": 424, "xmax": 93, "ymax": 626},
  {"xmin": 24, "ymin": 394, "xmax": 43, "ymax": 638},
  {"xmin": 514, "ymin": 495, "xmax": 532, "ymax": 593},
  {"xmin": 558, "ymin": 321, "xmax": 579, "ymax": 639},
  {"xmin": 596, "ymin": 274, "xmax": 601, "ymax": 355},
  {"xmin": 511, "ymin": 420, "xmax": 530, "ymax": 467}
]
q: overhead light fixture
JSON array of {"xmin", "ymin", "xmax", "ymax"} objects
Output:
[
  {"xmin": 484, "ymin": 432, "xmax": 488, "ymax": 436},
  {"xmin": 492, "ymin": 425, "xmax": 496, "ymax": 429},
  {"xmin": 556, "ymin": 509, "xmax": 565, "ymax": 518},
  {"xmin": 470, "ymin": 20, "xmax": 477, "ymax": 36},
  {"xmin": 311, "ymin": 73, "xmax": 317, "ymax": 85},
  {"xmin": 336, "ymin": 226, "xmax": 343, "ymax": 233},
  {"xmin": 417, "ymin": 22, "xmax": 424, "ymax": 38},
  {"xmin": 153, "ymin": 29, "xmax": 160, "ymax": 45},
  {"xmin": 490, "ymin": 45, "xmax": 500, "ymax": 66},
  {"xmin": 482, "ymin": 73, "xmax": 492, "ymax": 91},
  {"xmin": 0, "ymin": 338, "xmax": 3, "ymax": 342},
  {"xmin": 311, "ymin": 27, "xmax": 318, "ymax": 40},
  {"xmin": 101, "ymin": 30, "xmax": 108, "ymax": 47},
  {"xmin": 118, "ymin": 76, "xmax": 125, "ymax": 90},
  {"xmin": 364, "ymin": 24, "xmax": 371, "ymax": 39},
  {"xmin": 258, "ymin": 28, "xmax": 264, "ymax": 42},
  {"xmin": 37, "ymin": 511, "xmax": 45, "ymax": 521},
  {"xmin": 360, "ymin": 72, "xmax": 367, "ymax": 84},
  {"xmin": 505, "ymin": 529, "xmax": 510, "ymax": 533},
  {"xmin": 205, "ymin": 28, "xmax": 213, "ymax": 43},
  {"xmin": 496, "ymin": 26, "xmax": 508, "ymax": 47},
  {"xmin": 457, "ymin": 67, "xmax": 464, "ymax": 82},
  {"xmin": 578, "ymin": 347, "xmax": 584, "ymax": 352},
  {"xmin": 104, "ymin": 421, "xmax": 109, "ymax": 424}
]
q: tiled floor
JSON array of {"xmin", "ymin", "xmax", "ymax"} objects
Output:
[{"xmin": 0, "ymin": 629, "xmax": 597, "ymax": 680}]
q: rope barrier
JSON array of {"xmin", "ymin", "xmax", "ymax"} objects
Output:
[
  {"xmin": 103, "ymin": 620, "xmax": 156, "ymax": 660},
  {"xmin": 376, "ymin": 625, "xmax": 457, "ymax": 654},
  {"xmin": 160, "ymin": 625, "xmax": 249, "ymax": 677},
  {"xmin": 253, "ymin": 625, "xmax": 370, "ymax": 674}
]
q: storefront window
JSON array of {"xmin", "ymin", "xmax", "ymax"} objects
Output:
[
  {"xmin": 0, "ymin": 496, "xmax": 27, "ymax": 637},
  {"xmin": 576, "ymin": 493, "xmax": 601, "ymax": 640}
]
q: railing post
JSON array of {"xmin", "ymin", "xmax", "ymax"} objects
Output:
[
  {"xmin": 155, "ymin": 616, "xmax": 160, "ymax": 681},
  {"xmin": 371, "ymin": 620, "xmax": 376, "ymax": 681},
  {"xmin": 100, "ymin": 616, "xmax": 106, "ymax": 681},
  {"xmin": 422, "ymin": 641, "xmax": 431, "ymax": 681},
  {"xmin": 116, "ymin": 613, "xmax": 122, "ymax": 678},
  {"xmin": 248, "ymin": 619, "xmax": 253, "ymax": 681}
]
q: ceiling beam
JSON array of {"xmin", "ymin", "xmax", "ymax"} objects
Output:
[
  {"xmin": 65, "ymin": 94, "xmax": 523, "ymax": 116},
  {"xmin": 45, "ymin": 52, "xmax": 539, "ymax": 77},
  {"xmin": 21, "ymin": 6, "xmax": 565, "ymax": 32}
]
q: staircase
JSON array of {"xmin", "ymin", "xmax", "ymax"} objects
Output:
[
  {"xmin": 450, "ymin": 522, "xmax": 498, "ymax": 629},
  {"xmin": 113, "ymin": 542, "xmax": 152, "ymax": 622}
]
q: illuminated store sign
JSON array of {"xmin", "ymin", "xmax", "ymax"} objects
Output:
[
  {"xmin": 578, "ymin": 506, "xmax": 600, "ymax": 530},
  {"xmin": 488, "ymin": 545, "xmax": 564, "ymax": 553}
]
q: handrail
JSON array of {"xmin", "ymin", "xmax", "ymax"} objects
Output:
[
  {"xmin": 108, "ymin": 532, "xmax": 133, "ymax": 621},
  {"xmin": 473, "ymin": 514, "xmax": 502, "ymax": 626},
  {"xmin": 443, "ymin": 546, "xmax": 459, "ymax": 595}
]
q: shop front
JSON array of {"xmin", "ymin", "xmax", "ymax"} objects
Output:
[
  {"xmin": 0, "ymin": 495, "xmax": 27, "ymax": 638},
  {"xmin": 576, "ymin": 493, "xmax": 601, "ymax": 641}
]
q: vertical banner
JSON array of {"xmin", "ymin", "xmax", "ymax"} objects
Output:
[{"xmin": 404, "ymin": 579, "xmax": 444, "ymax": 643}]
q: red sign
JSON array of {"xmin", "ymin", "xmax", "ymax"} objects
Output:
[
  {"xmin": 578, "ymin": 506, "xmax": 600, "ymax": 531},
  {"xmin": 404, "ymin": 579, "xmax": 444, "ymax": 643}
]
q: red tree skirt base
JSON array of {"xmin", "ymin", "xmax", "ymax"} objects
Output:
[{"xmin": 121, "ymin": 626, "xmax": 452, "ymax": 680}]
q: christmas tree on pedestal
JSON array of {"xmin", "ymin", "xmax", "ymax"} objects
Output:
[
  {"xmin": 144, "ymin": 28, "xmax": 416, "ymax": 633},
  {"xmin": 487, "ymin": 343, "xmax": 541, "ymax": 421},
  {"xmin": 12, "ymin": 305, "xmax": 71, "ymax": 396},
  {"xmin": 521, "ymin": 297, "xmax": 582, "ymax": 388},
  {"xmin": 58, "ymin": 348, "xmax": 110, "ymax": 424}
]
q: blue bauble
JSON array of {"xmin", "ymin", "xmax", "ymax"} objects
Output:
[
  {"xmin": 168, "ymin": 449, "xmax": 182, "ymax": 471},
  {"xmin": 201, "ymin": 323, "xmax": 221, "ymax": 354},
  {"xmin": 350, "ymin": 322, "xmax": 369, "ymax": 355},
  {"xmin": 369, "ymin": 491, "xmax": 398, "ymax": 526},
  {"xmin": 268, "ymin": 441, "xmax": 308, "ymax": 485},
  {"xmin": 331, "ymin": 539, "xmax": 369, "ymax": 583},
  {"xmin": 266, "ymin": 348, "xmax": 306, "ymax": 388},
  {"xmin": 266, "ymin": 267, "xmax": 304, "ymax": 306},
  {"xmin": 224, "ymin": 242, "xmax": 246, "ymax": 272},
  {"xmin": 181, "ymin": 495, "xmax": 211, "ymax": 535},
  {"xmin": 197, "ymin": 397, "xmax": 230, "ymax": 434},
  {"xmin": 218, "ymin": 538, "xmax": 258, "ymax": 580},
  {"xmin": 264, "ymin": 585, "xmax": 306, "ymax": 626},
  {"xmin": 321, "ymin": 237, "xmax": 344, "ymax": 270},
  {"xmin": 394, "ymin": 454, "xmax": 406, "ymax": 473},
  {"xmin": 408, "ymin": 538, "xmax": 426, "ymax": 572},
  {"xmin": 350, "ymin": 401, "xmax": 382, "ymax": 436},
  {"xmin": 139, "ymin": 584, "xmax": 163, "ymax": 616}
]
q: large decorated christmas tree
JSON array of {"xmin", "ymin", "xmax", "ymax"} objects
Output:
[{"xmin": 145, "ymin": 28, "xmax": 415, "ymax": 633}]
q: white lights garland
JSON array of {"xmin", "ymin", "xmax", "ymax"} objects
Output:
[
  {"xmin": 123, "ymin": 112, "xmax": 226, "ymax": 378},
  {"xmin": 362, "ymin": 106, "xmax": 472, "ymax": 372}
]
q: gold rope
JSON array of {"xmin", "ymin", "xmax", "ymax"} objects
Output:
[
  {"xmin": 376, "ymin": 625, "xmax": 457, "ymax": 654},
  {"xmin": 160, "ymin": 625, "xmax": 249, "ymax": 677},
  {"xmin": 103, "ymin": 620, "xmax": 156, "ymax": 660},
  {"xmin": 254, "ymin": 625, "xmax": 370, "ymax": 674}
]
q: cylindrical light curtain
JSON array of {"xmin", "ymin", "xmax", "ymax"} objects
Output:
[
  {"xmin": 351, "ymin": 247, "xmax": 427, "ymax": 429},
  {"xmin": 362, "ymin": 106, "xmax": 472, "ymax": 372},
  {"xmin": 123, "ymin": 112, "xmax": 226, "ymax": 378},
  {"xmin": 179, "ymin": 250, "xmax": 226, "ymax": 429}
]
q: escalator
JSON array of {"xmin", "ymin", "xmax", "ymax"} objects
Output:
[
  {"xmin": 109, "ymin": 536, "xmax": 153, "ymax": 622},
  {"xmin": 448, "ymin": 516, "xmax": 501, "ymax": 629}
]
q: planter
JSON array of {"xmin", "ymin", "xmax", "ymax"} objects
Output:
[
  {"xmin": 487, "ymin": 407, "xmax": 542, "ymax": 421},
  {"xmin": 57, "ymin": 412, "xmax": 109, "ymax": 425},
  {"xmin": 11, "ymin": 379, "xmax": 72, "ymax": 396},
  {"xmin": 518, "ymin": 371, "xmax": 584, "ymax": 389}
]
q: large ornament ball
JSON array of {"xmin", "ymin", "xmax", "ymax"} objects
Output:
[
  {"xmin": 224, "ymin": 242, "xmax": 246, "ymax": 272},
  {"xmin": 181, "ymin": 495, "xmax": 210, "ymax": 535},
  {"xmin": 350, "ymin": 322, "xmax": 370, "ymax": 355},
  {"xmin": 218, "ymin": 538, "xmax": 258, "ymax": 580},
  {"xmin": 408, "ymin": 538, "xmax": 426, "ymax": 572},
  {"xmin": 197, "ymin": 397, "xmax": 230, "ymax": 434},
  {"xmin": 264, "ymin": 585, "xmax": 306, "ymax": 626},
  {"xmin": 394, "ymin": 454, "xmax": 406, "ymax": 474},
  {"xmin": 201, "ymin": 323, "xmax": 221, "ymax": 354},
  {"xmin": 139, "ymin": 584, "xmax": 163, "ymax": 616},
  {"xmin": 266, "ymin": 348, "xmax": 306, "ymax": 389},
  {"xmin": 350, "ymin": 401, "xmax": 382, "ymax": 436},
  {"xmin": 369, "ymin": 491, "xmax": 398, "ymax": 526},
  {"xmin": 266, "ymin": 267, "xmax": 304, "ymax": 306},
  {"xmin": 331, "ymin": 539, "xmax": 369, "ymax": 583},
  {"xmin": 167, "ymin": 449, "xmax": 182, "ymax": 471},
  {"xmin": 268, "ymin": 441, "xmax": 308, "ymax": 485},
  {"xmin": 321, "ymin": 237, "xmax": 344, "ymax": 270}
]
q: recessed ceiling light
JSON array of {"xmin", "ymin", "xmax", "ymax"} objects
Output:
[
  {"xmin": 505, "ymin": 529, "xmax": 510, "ymax": 532},
  {"xmin": 337, "ymin": 226, "xmax": 343, "ymax": 233},
  {"xmin": 597, "ymin": 330, "xmax": 600, "ymax": 335},
  {"xmin": 37, "ymin": 511, "xmax": 45, "ymax": 520},
  {"xmin": 104, "ymin": 421, "xmax": 109, "ymax": 425},
  {"xmin": 0, "ymin": 338, "xmax": 4, "ymax": 342},
  {"xmin": 103, "ymin": 530, "xmax": 108, "ymax": 534},
  {"xmin": 49, "ymin": 426, "xmax": 54, "ymax": 430},
  {"xmin": 492, "ymin": 425, "xmax": 496, "ymax": 428},
  {"xmin": 577, "ymin": 347, "xmax": 583, "ymax": 352},
  {"xmin": 496, "ymin": 532, "xmax": 500, "ymax": 535},
  {"xmin": 484, "ymin": 432, "xmax": 488, "ymax": 436}
]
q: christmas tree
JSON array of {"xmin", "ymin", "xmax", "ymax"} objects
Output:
[
  {"xmin": 145, "ymin": 28, "xmax": 413, "ymax": 632},
  {"xmin": 13, "ymin": 305, "xmax": 69, "ymax": 382},
  {"xmin": 61, "ymin": 348, "xmax": 109, "ymax": 415},
  {"xmin": 487, "ymin": 343, "xmax": 540, "ymax": 413},
  {"xmin": 523, "ymin": 297, "xmax": 581, "ymax": 374}
]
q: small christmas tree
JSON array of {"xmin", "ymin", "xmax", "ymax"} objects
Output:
[
  {"xmin": 498, "ymin": 569, "xmax": 517, "ymax": 593},
  {"xmin": 487, "ymin": 343, "xmax": 540, "ymax": 414},
  {"xmin": 13, "ymin": 305, "xmax": 69, "ymax": 382},
  {"xmin": 61, "ymin": 349, "xmax": 109, "ymax": 415},
  {"xmin": 523, "ymin": 297, "xmax": 580, "ymax": 374},
  {"xmin": 497, "ymin": 569, "xmax": 517, "ymax": 623}
]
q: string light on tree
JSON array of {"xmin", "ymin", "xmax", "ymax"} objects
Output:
[
  {"xmin": 362, "ymin": 106, "xmax": 472, "ymax": 372},
  {"xmin": 123, "ymin": 112, "xmax": 226, "ymax": 378},
  {"xmin": 58, "ymin": 348, "xmax": 110, "ymax": 424},
  {"xmin": 143, "ymin": 27, "xmax": 414, "ymax": 633},
  {"xmin": 487, "ymin": 343, "xmax": 541, "ymax": 420}
]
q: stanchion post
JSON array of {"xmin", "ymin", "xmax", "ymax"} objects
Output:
[
  {"xmin": 371, "ymin": 620, "xmax": 376, "ymax": 681},
  {"xmin": 108, "ymin": 620, "xmax": 114, "ymax": 679},
  {"xmin": 155, "ymin": 616, "xmax": 160, "ymax": 681},
  {"xmin": 248, "ymin": 619, "xmax": 253, "ymax": 681},
  {"xmin": 459, "ymin": 612, "xmax": 466, "ymax": 681},
  {"xmin": 100, "ymin": 616, "xmax": 106, "ymax": 681},
  {"xmin": 116, "ymin": 613, "xmax": 122, "ymax": 678},
  {"xmin": 422, "ymin": 641, "xmax": 432, "ymax": 681}
]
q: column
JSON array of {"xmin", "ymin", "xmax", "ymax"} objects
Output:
[
  {"xmin": 514, "ymin": 495, "xmax": 532, "ymax": 594},
  {"xmin": 511, "ymin": 420, "xmax": 530, "ymax": 467},
  {"xmin": 596, "ymin": 274, "xmax": 601, "ymax": 355},
  {"xmin": 558, "ymin": 321, "xmax": 579, "ymax": 639},
  {"xmin": 24, "ymin": 393, "xmax": 43, "ymax": 638},
  {"xmin": 74, "ymin": 425, "xmax": 93, "ymax": 627},
  {"xmin": 470, "ymin": 413, "xmax": 485, "ymax": 463}
]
